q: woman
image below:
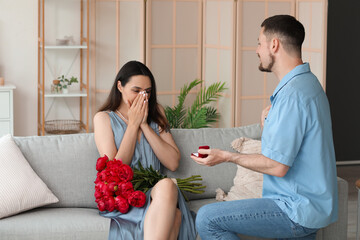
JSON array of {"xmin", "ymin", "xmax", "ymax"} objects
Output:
[{"xmin": 93, "ymin": 61, "xmax": 196, "ymax": 240}]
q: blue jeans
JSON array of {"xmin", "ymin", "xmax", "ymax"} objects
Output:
[{"xmin": 196, "ymin": 198, "xmax": 318, "ymax": 240}]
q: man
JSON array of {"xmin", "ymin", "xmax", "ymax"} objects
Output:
[{"xmin": 191, "ymin": 15, "xmax": 338, "ymax": 239}]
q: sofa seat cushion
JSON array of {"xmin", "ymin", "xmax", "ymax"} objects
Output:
[
  {"xmin": 0, "ymin": 208, "xmax": 110, "ymax": 240},
  {"xmin": 189, "ymin": 198, "xmax": 217, "ymax": 213}
]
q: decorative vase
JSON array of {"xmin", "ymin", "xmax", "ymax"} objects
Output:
[
  {"xmin": 51, "ymin": 80, "xmax": 62, "ymax": 93},
  {"xmin": 62, "ymin": 88, "xmax": 69, "ymax": 94}
]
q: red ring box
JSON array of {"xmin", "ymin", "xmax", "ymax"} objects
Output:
[{"xmin": 198, "ymin": 145, "xmax": 209, "ymax": 158}]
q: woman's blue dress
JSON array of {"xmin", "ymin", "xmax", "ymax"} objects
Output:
[{"xmin": 99, "ymin": 111, "xmax": 197, "ymax": 240}]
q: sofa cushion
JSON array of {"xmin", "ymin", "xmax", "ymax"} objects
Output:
[
  {"xmin": 166, "ymin": 124, "xmax": 262, "ymax": 200},
  {"xmin": 0, "ymin": 208, "xmax": 110, "ymax": 240},
  {"xmin": 0, "ymin": 134, "xmax": 58, "ymax": 219},
  {"xmin": 14, "ymin": 134, "xmax": 100, "ymax": 209}
]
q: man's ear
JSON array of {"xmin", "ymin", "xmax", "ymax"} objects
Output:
[{"xmin": 270, "ymin": 38, "xmax": 280, "ymax": 54}]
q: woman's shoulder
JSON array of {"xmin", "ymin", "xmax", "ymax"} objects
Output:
[{"xmin": 94, "ymin": 111, "xmax": 112, "ymax": 125}]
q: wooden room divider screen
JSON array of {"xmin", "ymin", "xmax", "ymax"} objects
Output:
[{"xmin": 91, "ymin": 0, "xmax": 327, "ymax": 129}]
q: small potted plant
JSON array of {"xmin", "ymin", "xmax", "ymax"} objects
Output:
[{"xmin": 58, "ymin": 75, "xmax": 78, "ymax": 93}]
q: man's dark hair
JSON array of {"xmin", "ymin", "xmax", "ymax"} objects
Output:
[{"xmin": 261, "ymin": 15, "xmax": 305, "ymax": 57}]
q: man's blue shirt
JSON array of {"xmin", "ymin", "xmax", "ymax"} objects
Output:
[{"xmin": 261, "ymin": 63, "xmax": 338, "ymax": 228}]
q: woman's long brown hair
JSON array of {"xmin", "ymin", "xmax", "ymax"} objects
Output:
[{"xmin": 99, "ymin": 61, "xmax": 169, "ymax": 132}]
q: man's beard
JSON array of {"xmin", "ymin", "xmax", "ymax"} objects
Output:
[{"xmin": 258, "ymin": 53, "xmax": 275, "ymax": 72}]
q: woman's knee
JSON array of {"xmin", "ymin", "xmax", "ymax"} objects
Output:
[{"xmin": 152, "ymin": 178, "xmax": 178, "ymax": 201}]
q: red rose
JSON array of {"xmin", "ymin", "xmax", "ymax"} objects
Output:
[
  {"xmin": 128, "ymin": 191, "xmax": 146, "ymax": 208},
  {"xmin": 96, "ymin": 155, "xmax": 108, "ymax": 172},
  {"xmin": 99, "ymin": 169, "xmax": 112, "ymax": 182},
  {"xmin": 95, "ymin": 181, "xmax": 105, "ymax": 192},
  {"xmin": 116, "ymin": 182, "xmax": 134, "ymax": 199},
  {"xmin": 104, "ymin": 196, "xmax": 116, "ymax": 212},
  {"xmin": 107, "ymin": 182, "xmax": 118, "ymax": 192},
  {"xmin": 118, "ymin": 164, "xmax": 133, "ymax": 182},
  {"xmin": 96, "ymin": 198, "xmax": 106, "ymax": 212},
  {"xmin": 107, "ymin": 159, "xmax": 122, "ymax": 168},
  {"xmin": 98, "ymin": 182, "xmax": 113, "ymax": 196},
  {"xmin": 94, "ymin": 189, "xmax": 103, "ymax": 199},
  {"xmin": 115, "ymin": 196, "xmax": 129, "ymax": 214}
]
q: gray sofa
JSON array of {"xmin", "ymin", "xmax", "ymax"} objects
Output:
[{"xmin": 0, "ymin": 124, "xmax": 348, "ymax": 239}]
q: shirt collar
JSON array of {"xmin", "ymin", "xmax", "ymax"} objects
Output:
[{"xmin": 270, "ymin": 63, "xmax": 310, "ymax": 102}]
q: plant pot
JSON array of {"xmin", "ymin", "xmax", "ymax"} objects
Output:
[{"xmin": 62, "ymin": 88, "xmax": 69, "ymax": 94}]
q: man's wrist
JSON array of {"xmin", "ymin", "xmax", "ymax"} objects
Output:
[{"xmin": 223, "ymin": 150, "xmax": 234, "ymax": 163}]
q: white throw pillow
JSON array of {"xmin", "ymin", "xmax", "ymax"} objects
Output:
[
  {"xmin": 216, "ymin": 137, "xmax": 263, "ymax": 201},
  {"xmin": 0, "ymin": 134, "xmax": 59, "ymax": 219}
]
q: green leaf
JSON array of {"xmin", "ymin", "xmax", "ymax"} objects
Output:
[{"xmin": 164, "ymin": 79, "xmax": 226, "ymax": 129}]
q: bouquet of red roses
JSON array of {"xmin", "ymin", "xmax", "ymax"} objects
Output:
[{"xmin": 94, "ymin": 155, "xmax": 146, "ymax": 213}]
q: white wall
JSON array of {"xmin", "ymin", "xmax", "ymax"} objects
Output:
[{"xmin": 0, "ymin": 0, "xmax": 38, "ymax": 136}]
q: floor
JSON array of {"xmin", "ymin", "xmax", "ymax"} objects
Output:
[{"xmin": 337, "ymin": 164, "xmax": 359, "ymax": 240}]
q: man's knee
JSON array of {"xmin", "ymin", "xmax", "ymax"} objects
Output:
[{"xmin": 195, "ymin": 204, "xmax": 214, "ymax": 233}]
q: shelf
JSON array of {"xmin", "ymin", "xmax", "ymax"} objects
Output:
[
  {"xmin": 38, "ymin": 0, "xmax": 90, "ymax": 136},
  {"xmin": 41, "ymin": 45, "xmax": 88, "ymax": 49},
  {"xmin": 44, "ymin": 90, "xmax": 87, "ymax": 98}
]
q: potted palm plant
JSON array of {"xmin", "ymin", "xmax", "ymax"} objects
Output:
[{"xmin": 165, "ymin": 79, "xmax": 226, "ymax": 129}]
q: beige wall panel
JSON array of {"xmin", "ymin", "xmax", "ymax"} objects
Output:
[
  {"xmin": 310, "ymin": 2, "xmax": 323, "ymax": 49},
  {"xmin": 176, "ymin": 2, "xmax": 199, "ymax": 45},
  {"xmin": 45, "ymin": 98, "xmax": 80, "ymax": 120},
  {"xmin": 298, "ymin": 2, "xmax": 311, "ymax": 49},
  {"xmin": 268, "ymin": 1, "xmax": 292, "ymax": 17},
  {"xmin": 241, "ymin": 99, "xmax": 263, "ymax": 126},
  {"xmin": 265, "ymin": 98, "xmax": 271, "ymax": 107},
  {"xmin": 241, "ymin": 1, "xmax": 265, "ymax": 47},
  {"xmin": 96, "ymin": 2, "xmax": 117, "ymax": 91},
  {"xmin": 302, "ymin": 52, "xmax": 323, "ymax": 87},
  {"xmin": 241, "ymin": 51, "xmax": 264, "ymax": 96},
  {"xmin": 266, "ymin": 72, "xmax": 278, "ymax": 95},
  {"xmin": 96, "ymin": 92, "xmax": 109, "ymax": 112},
  {"xmin": 302, "ymin": 50, "xmax": 310, "ymax": 64},
  {"xmin": 157, "ymin": 94, "xmax": 173, "ymax": 108},
  {"xmin": 183, "ymin": 93, "xmax": 197, "ymax": 108},
  {"xmin": 218, "ymin": 96, "xmax": 232, "ymax": 128},
  {"xmin": 219, "ymin": 1, "xmax": 234, "ymax": 47},
  {"xmin": 175, "ymin": 48, "xmax": 199, "ymax": 90},
  {"xmin": 44, "ymin": 0, "xmax": 81, "ymax": 45},
  {"xmin": 219, "ymin": 49, "xmax": 232, "ymax": 95},
  {"xmin": 119, "ymin": 1, "xmax": 142, "ymax": 67},
  {"xmin": 205, "ymin": 0, "xmax": 219, "ymax": 46},
  {"xmin": 309, "ymin": 52, "xmax": 323, "ymax": 87},
  {"xmin": 151, "ymin": 48, "xmax": 173, "ymax": 92},
  {"xmin": 151, "ymin": 1, "xmax": 173, "ymax": 45},
  {"xmin": 204, "ymin": 48, "xmax": 218, "ymax": 87}
]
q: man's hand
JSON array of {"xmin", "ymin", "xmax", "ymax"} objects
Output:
[
  {"xmin": 261, "ymin": 105, "xmax": 271, "ymax": 129},
  {"xmin": 190, "ymin": 148, "xmax": 229, "ymax": 166}
]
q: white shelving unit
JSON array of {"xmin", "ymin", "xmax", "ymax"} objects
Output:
[
  {"xmin": 38, "ymin": 0, "xmax": 90, "ymax": 136},
  {"xmin": 0, "ymin": 85, "xmax": 16, "ymax": 136},
  {"xmin": 42, "ymin": 45, "xmax": 88, "ymax": 49},
  {"xmin": 44, "ymin": 90, "xmax": 87, "ymax": 98}
]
